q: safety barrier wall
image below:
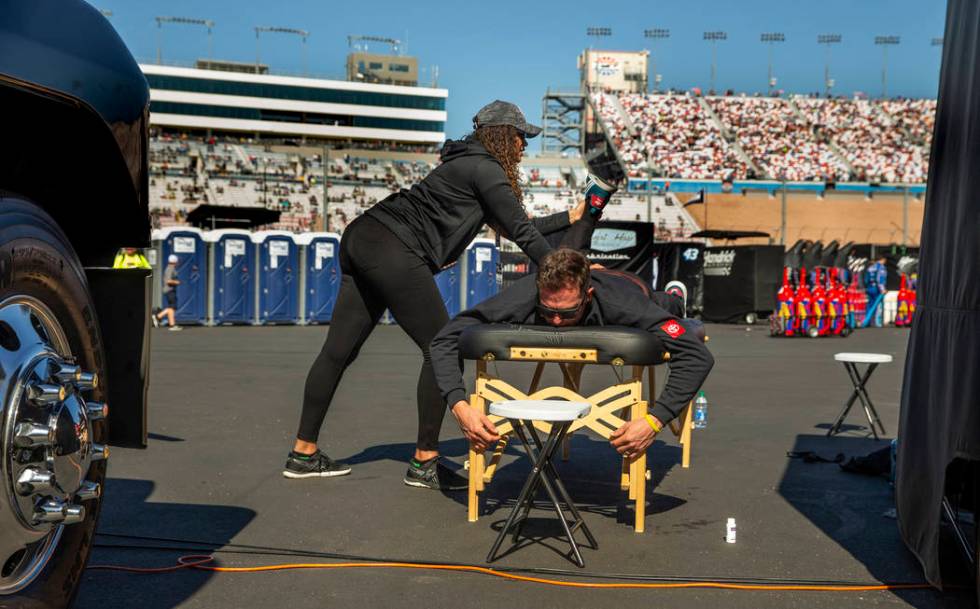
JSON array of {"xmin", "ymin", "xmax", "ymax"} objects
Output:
[{"xmin": 627, "ymin": 178, "xmax": 927, "ymax": 195}]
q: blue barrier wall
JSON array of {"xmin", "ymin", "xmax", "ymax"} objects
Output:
[{"xmin": 627, "ymin": 178, "xmax": 926, "ymax": 195}]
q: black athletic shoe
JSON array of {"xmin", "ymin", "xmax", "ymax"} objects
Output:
[
  {"xmin": 403, "ymin": 458, "xmax": 467, "ymax": 491},
  {"xmin": 283, "ymin": 450, "xmax": 351, "ymax": 479}
]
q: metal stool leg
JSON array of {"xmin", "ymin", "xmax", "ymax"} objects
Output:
[
  {"xmin": 486, "ymin": 421, "xmax": 565, "ymax": 564},
  {"xmin": 488, "ymin": 420, "xmax": 589, "ymax": 567},
  {"xmin": 829, "ymin": 362, "xmax": 885, "ymax": 438},
  {"xmin": 525, "ymin": 425, "xmax": 597, "ymax": 549},
  {"xmin": 851, "ymin": 365, "xmax": 887, "ymax": 436},
  {"xmin": 843, "ymin": 363, "xmax": 885, "ymax": 439}
]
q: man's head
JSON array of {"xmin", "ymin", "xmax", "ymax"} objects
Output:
[
  {"xmin": 124, "ymin": 247, "xmax": 138, "ymax": 254},
  {"xmin": 535, "ymin": 248, "xmax": 593, "ymax": 327},
  {"xmin": 168, "ymin": 254, "xmax": 178, "ymax": 266}
]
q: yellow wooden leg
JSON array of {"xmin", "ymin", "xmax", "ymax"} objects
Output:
[
  {"xmin": 620, "ymin": 457, "xmax": 630, "ymax": 491},
  {"xmin": 634, "ymin": 451, "xmax": 647, "ymax": 533},
  {"xmin": 468, "ymin": 444, "xmax": 479, "ymax": 522},
  {"xmin": 680, "ymin": 401, "xmax": 693, "ymax": 469},
  {"xmin": 628, "ymin": 456, "xmax": 637, "ymax": 500},
  {"xmin": 468, "ymin": 392, "xmax": 484, "ymax": 522},
  {"xmin": 632, "ymin": 399, "xmax": 648, "ymax": 532}
]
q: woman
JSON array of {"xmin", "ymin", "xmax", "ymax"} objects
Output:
[{"xmin": 284, "ymin": 100, "xmax": 591, "ymax": 489}]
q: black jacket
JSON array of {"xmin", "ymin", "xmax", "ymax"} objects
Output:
[
  {"xmin": 430, "ymin": 272, "xmax": 714, "ymax": 425},
  {"xmin": 366, "ymin": 137, "xmax": 567, "ymax": 272}
]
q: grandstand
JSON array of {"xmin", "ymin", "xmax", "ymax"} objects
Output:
[
  {"xmin": 147, "ymin": 131, "xmax": 700, "ymax": 240},
  {"xmin": 590, "ymin": 91, "xmax": 935, "ymax": 185}
]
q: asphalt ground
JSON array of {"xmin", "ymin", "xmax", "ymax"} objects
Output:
[{"xmin": 76, "ymin": 323, "xmax": 975, "ymax": 609}]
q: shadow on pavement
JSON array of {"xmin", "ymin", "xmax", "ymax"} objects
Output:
[
  {"xmin": 778, "ymin": 434, "xmax": 974, "ymax": 608},
  {"xmin": 77, "ymin": 478, "xmax": 255, "ymax": 609}
]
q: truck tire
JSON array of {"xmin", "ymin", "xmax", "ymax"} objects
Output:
[{"xmin": 0, "ymin": 197, "xmax": 108, "ymax": 608}]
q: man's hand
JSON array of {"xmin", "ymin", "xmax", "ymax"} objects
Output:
[
  {"xmin": 610, "ymin": 417, "xmax": 660, "ymax": 458},
  {"xmin": 568, "ymin": 199, "xmax": 586, "ymax": 223},
  {"xmin": 451, "ymin": 400, "xmax": 500, "ymax": 452}
]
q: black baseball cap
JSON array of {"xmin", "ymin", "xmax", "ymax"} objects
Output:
[{"xmin": 473, "ymin": 100, "xmax": 542, "ymax": 138}]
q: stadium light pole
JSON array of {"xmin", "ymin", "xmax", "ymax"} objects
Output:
[
  {"xmin": 256, "ymin": 26, "xmax": 311, "ymax": 76},
  {"xmin": 817, "ymin": 34, "xmax": 842, "ymax": 98},
  {"xmin": 586, "ymin": 27, "xmax": 612, "ymax": 92},
  {"xmin": 643, "ymin": 28, "xmax": 670, "ymax": 93},
  {"xmin": 703, "ymin": 31, "xmax": 728, "ymax": 94},
  {"xmin": 99, "ymin": 9, "xmax": 112, "ymax": 18},
  {"xmin": 931, "ymin": 37, "xmax": 944, "ymax": 48},
  {"xmin": 760, "ymin": 33, "xmax": 785, "ymax": 96},
  {"xmin": 156, "ymin": 16, "xmax": 216, "ymax": 65},
  {"xmin": 874, "ymin": 35, "xmax": 900, "ymax": 99}
]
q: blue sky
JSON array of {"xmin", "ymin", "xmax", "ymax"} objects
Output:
[{"xmin": 97, "ymin": 0, "xmax": 948, "ymax": 148}]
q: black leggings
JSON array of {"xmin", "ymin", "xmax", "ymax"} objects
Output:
[{"xmin": 296, "ymin": 215, "xmax": 449, "ymax": 450}]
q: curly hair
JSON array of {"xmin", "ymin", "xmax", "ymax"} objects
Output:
[{"xmin": 474, "ymin": 124, "xmax": 524, "ymax": 205}]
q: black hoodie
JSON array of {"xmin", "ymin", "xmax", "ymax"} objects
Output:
[
  {"xmin": 365, "ymin": 136, "xmax": 565, "ymax": 271},
  {"xmin": 429, "ymin": 271, "xmax": 714, "ymax": 426}
]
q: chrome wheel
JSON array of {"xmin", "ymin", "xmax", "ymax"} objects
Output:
[{"xmin": 0, "ymin": 295, "xmax": 106, "ymax": 594}]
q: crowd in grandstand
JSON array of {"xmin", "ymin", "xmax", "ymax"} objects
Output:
[
  {"xmin": 593, "ymin": 91, "xmax": 935, "ymax": 184},
  {"xmin": 148, "ymin": 132, "xmax": 698, "ymax": 240},
  {"xmin": 707, "ymin": 97, "xmax": 850, "ymax": 182},
  {"xmin": 597, "ymin": 92, "xmax": 748, "ymax": 180},
  {"xmin": 149, "ymin": 88, "xmax": 934, "ymax": 242}
]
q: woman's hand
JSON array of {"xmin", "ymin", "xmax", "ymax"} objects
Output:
[
  {"xmin": 568, "ymin": 199, "xmax": 586, "ymax": 223},
  {"xmin": 451, "ymin": 400, "xmax": 500, "ymax": 452}
]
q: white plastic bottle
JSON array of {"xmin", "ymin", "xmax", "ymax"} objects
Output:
[
  {"xmin": 693, "ymin": 391, "xmax": 708, "ymax": 429},
  {"xmin": 726, "ymin": 518, "xmax": 737, "ymax": 543}
]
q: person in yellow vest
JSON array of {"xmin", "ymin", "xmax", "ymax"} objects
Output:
[{"xmin": 113, "ymin": 247, "xmax": 151, "ymax": 269}]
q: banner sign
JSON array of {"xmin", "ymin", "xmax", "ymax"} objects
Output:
[{"xmin": 585, "ymin": 222, "xmax": 654, "ymax": 282}]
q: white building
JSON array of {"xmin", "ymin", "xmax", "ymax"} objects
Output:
[{"xmin": 141, "ymin": 63, "xmax": 448, "ymax": 144}]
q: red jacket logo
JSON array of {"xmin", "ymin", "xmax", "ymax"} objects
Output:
[{"xmin": 660, "ymin": 320, "xmax": 685, "ymax": 339}]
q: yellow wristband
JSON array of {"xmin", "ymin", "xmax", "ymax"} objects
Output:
[{"xmin": 645, "ymin": 414, "xmax": 662, "ymax": 433}]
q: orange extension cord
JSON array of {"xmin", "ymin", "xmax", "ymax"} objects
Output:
[{"xmin": 86, "ymin": 555, "xmax": 932, "ymax": 592}]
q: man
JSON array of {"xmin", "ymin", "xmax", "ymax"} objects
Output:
[
  {"xmin": 113, "ymin": 247, "xmax": 151, "ymax": 269},
  {"xmin": 430, "ymin": 248, "xmax": 714, "ymax": 458},
  {"xmin": 153, "ymin": 254, "xmax": 182, "ymax": 331},
  {"xmin": 865, "ymin": 255, "xmax": 888, "ymax": 327}
]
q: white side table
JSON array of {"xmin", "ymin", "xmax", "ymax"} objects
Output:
[
  {"xmin": 485, "ymin": 400, "xmax": 595, "ymax": 567},
  {"xmin": 829, "ymin": 353, "xmax": 893, "ymax": 439}
]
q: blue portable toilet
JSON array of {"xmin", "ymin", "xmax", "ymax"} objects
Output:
[
  {"xmin": 252, "ymin": 231, "xmax": 300, "ymax": 324},
  {"xmin": 205, "ymin": 229, "xmax": 256, "ymax": 325},
  {"xmin": 296, "ymin": 232, "xmax": 342, "ymax": 324},
  {"xmin": 435, "ymin": 264, "xmax": 461, "ymax": 318},
  {"xmin": 461, "ymin": 238, "xmax": 499, "ymax": 309},
  {"xmin": 155, "ymin": 226, "xmax": 208, "ymax": 325}
]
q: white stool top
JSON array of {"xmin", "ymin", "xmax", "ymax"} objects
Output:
[
  {"xmin": 489, "ymin": 400, "xmax": 591, "ymax": 422},
  {"xmin": 834, "ymin": 352, "xmax": 893, "ymax": 364}
]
